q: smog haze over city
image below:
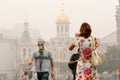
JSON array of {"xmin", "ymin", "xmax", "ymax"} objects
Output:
[
  {"xmin": 0, "ymin": 0, "xmax": 118, "ymax": 40},
  {"xmin": 0, "ymin": 0, "xmax": 120, "ymax": 80}
]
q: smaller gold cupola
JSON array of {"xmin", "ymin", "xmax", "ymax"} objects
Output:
[
  {"xmin": 57, "ymin": 12, "xmax": 69, "ymax": 22},
  {"xmin": 56, "ymin": 3, "xmax": 69, "ymax": 23}
]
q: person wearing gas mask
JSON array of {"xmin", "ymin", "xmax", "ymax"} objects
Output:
[{"xmin": 29, "ymin": 38, "xmax": 55, "ymax": 80}]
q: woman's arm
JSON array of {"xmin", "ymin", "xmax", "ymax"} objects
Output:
[
  {"xmin": 68, "ymin": 60, "xmax": 78, "ymax": 64},
  {"xmin": 69, "ymin": 43, "xmax": 75, "ymax": 50}
]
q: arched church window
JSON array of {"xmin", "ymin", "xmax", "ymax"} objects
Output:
[
  {"xmin": 61, "ymin": 26, "xmax": 63, "ymax": 32},
  {"xmin": 65, "ymin": 26, "xmax": 67, "ymax": 32},
  {"xmin": 29, "ymin": 48, "xmax": 31, "ymax": 57},
  {"xmin": 57, "ymin": 26, "xmax": 59, "ymax": 32},
  {"xmin": 23, "ymin": 48, "xmax": 26, "ymax": 57}
]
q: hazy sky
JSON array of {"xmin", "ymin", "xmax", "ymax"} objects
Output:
[{"xmin": 0, "ymin": 0, "xmax": 119, "ymax": 40}]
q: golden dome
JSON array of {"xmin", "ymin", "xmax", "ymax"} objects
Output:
[{"xmin": 57, "ymin": 12, "xmax": 69, "ymax": 22}]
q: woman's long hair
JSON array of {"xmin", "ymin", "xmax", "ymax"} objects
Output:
[{"xmin": 79, "ymin": 22, "xmax": 92, "ymax": 38}]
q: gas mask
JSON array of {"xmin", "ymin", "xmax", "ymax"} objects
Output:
[{"xmin": 38, "ymin": 39, "xmax": 45, "ymax": 53}]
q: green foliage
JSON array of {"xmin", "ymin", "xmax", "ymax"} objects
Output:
[{"xmin": 98, "ymin": 45, "xmax": 120, "ymax": 73}]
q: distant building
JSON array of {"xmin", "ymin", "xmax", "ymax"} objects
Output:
[
  {"xmin": 16, "ymin": 17, "xmax": 36, "ymax": 75},
  {"xmin": 45, "ymin": 8, "xmax": 76, "ymax": 80},
  {"xmin": 0, "ymin": 34, "xmax": 18, "ymax": 80},
  {"xmin": 116, "ymin": 0, "xmax": 120, "ymax": 48},
  {"xmin": 0, "ymin": 17, "xmax": 40, "ymax": 80}
]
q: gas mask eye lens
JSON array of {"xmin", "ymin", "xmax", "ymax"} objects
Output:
[
  {"xmin": 38, "ymin": 43, "xmax": 44, "ymax": 46},
  {"xmin": 38, "ymin": 44, "xmax": 40, "ymax": 46}
]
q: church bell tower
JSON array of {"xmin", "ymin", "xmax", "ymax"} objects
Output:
[{"xmin": 56, "ymin": 3, "xmax": 70, "ymax": 38}]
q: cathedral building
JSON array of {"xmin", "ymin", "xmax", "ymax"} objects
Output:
[
  {"xmin": 16, "ymin": 11, "xmax": 76, "ymax": 79},
  {"xmin": 16, "ymin": 17, "xmax": 37, "ymax": 78},
  {"xmin": 45, "ymin": 8, "xmax": 76, "ymax": 79}
]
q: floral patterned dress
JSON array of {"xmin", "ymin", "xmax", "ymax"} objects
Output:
[{"xmin": 75, "ymin": 36, "xmax": 99, "ymax": 80}]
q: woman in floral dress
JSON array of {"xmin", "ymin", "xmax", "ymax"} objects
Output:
[{"xmin": 69, "ymin": 22, "xmax": 99, "ymax": 80}]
